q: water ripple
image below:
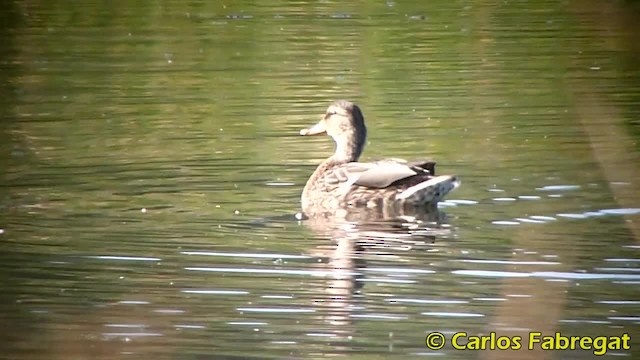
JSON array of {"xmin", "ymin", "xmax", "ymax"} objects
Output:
[
  {"xmin": 350, "ymin": 314, "xmax": 408, "ymax": 320},
  {"xmin": 237, "ymin": 307, "xmax": 315, "ymax": 313},
  {"xmin": 88, "ymin": 255, "xmax": 161, "ymax": 261},
  {"xmin": 386, "ymin": 298, "xmax": 468, "ymax": 304},
  {"xmin": 454, "ymin": 270, "xmax": 640, "ymax": 280},
  {"xmin": 422, "ymin": 312, "xmax": 484, "ymax": 318},
  {"xmin": 364, "ymin": 267, "xmax": 435, "ymax": 274},
  {"xmin": 181, "ymin": 289, "xmax": 249, "ymax": 295},
  {"xmin": 181, "ymin": 251, "xmax": 310, "ymax": 259},
  {"xmin": 185, "ymin": 267, "xmax": 359, "ymax": 277},
  {"xmin": 536, "ymin": 185, "xmax": 581, "ymax": 191},
  {"xmin": 600, "ymin": 208, "xmax": 640, "ymax": 215},
  {"xmin": 453, "ymin": 259, "xmax": 559, "ymax": 265},
  {"xmin": 492, "ymin": 220, "xmax": 520, "ymax": 225}
]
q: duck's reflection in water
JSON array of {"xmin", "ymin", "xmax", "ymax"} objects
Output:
[{"xmin": 301, "ymin": 206, "xmax": 452, "ymax": 330}]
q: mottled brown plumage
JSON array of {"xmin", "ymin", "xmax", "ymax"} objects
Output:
[{"xmin": 300, "ymin": 100, "xmax": 459, "ymax": 216}]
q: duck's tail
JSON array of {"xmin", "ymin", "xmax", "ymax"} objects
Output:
[{"xmin": 396, "ymin": 175, "xmax": 460, "ymax": 205}]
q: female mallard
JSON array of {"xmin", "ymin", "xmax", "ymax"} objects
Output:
[{"xmin": 300, "ymin": 100, "xmax": 459, "ymax": 216}]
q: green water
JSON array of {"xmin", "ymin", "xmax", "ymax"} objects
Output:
[{"xmin": 1, "ymin": 1, "xmax": 640, "ymax": 359}]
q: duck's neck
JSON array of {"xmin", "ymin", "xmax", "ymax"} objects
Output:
[
  {"xmin": 301, "ymin": 127, "xmax": 367, "ymax": 206},
  {"xmin": 331, "ymin": 131, "xmax": 366, "ymax": 164}
]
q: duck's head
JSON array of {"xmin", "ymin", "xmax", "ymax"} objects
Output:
[{"xmin": 300, "ymin": 100, "xmax": 367, "ymax": 162}]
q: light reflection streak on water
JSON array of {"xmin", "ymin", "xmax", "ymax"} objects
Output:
[
  {"xmin": 87, "ymin": 256, "xmax": 162, "ymax": 261},
  {"xmin": 452, "ymin": 259, "xmax": 560, "ymax": 265},
  {"xmin": 236, "ymin": 307, "xmax": 315, "ymax": 313},
  {"xmin": 386, "ymin": 298, "xmax": 468, "ymax": 304},
  {"xmin": 421, "ymin": 312, "xmax": 485, "ymax": 318},
  {"xmin": 185, "ymin": 267, "xmax": 359, "ymax": 277},
  {"xmin": 453, "ymin": 270, "xmax": 640, "ymax": 280},
  {"xmin": 181, "ymin": 251, "xmax": 310, "ymax": 259},
  {"xmin": 181, "ymin": 289, "xmax": 249, "ymax": 295}
]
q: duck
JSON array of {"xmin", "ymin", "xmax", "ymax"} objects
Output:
[{"xmin": 299, "ymin": 100, "xmax": 460, "ymax": 216}]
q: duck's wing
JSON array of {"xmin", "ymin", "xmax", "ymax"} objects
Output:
[
  {"xmin": 324, "ymin": 160, "xmax": 434, "ymax": 189},
  {"xmin": 405, "ymin": 160, "xmax": 436, "ymax": 176}
]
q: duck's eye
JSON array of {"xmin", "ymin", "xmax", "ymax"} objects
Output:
[{"xmin": 327, "ymin": 111, "xmax": 337, "ymax": 116}]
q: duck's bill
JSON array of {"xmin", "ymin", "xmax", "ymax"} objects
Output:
[{"xmin": 299, "ymin": 120, "xmax": 326, "ymax": 136}]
